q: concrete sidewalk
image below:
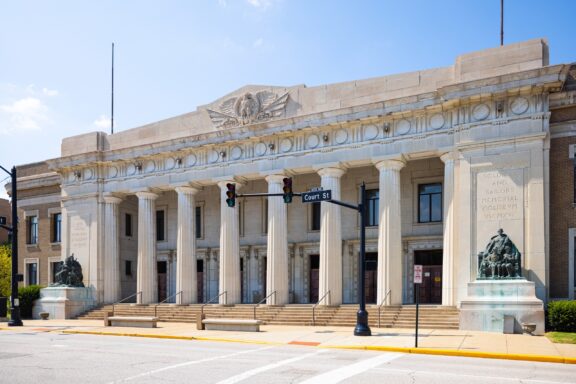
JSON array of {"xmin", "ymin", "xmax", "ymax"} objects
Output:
[{"xmin": 2, "ymin": 319, "xmax": 575, "ymax": 364}]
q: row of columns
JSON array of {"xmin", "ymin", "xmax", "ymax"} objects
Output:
[{"xmin": 101, "ymin": 155, "xmax": 456, "ymax": 306}]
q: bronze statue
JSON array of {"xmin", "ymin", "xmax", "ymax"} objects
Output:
[
  {"xmin": 477, "ymin": 229, "xmax": 522, "ymax": 279},
  {"xmin": 51, "ymin": 254, "xmax": 85, "ymax": 287}
]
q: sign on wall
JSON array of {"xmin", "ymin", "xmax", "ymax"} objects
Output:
[{"xmin": 414, "ymin": 264, "xmax": 423, "ymax": 284}]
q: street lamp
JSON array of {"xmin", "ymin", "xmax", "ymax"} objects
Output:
[
  {"xmin": 354, "ymin": 183, "xmax": 371, "ymax": 336},
  {"xmin": 0, "ymin": 165, "xmax": 23, "ymax": 326}
]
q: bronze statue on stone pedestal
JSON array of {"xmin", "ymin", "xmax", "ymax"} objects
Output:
[
  {"xmin": 477, "ymin": 229, "xmax": 522, "ymax": 279},
  {"xmin": 51, "ymin": 254, "xmax": 85, "ymax": 287}
]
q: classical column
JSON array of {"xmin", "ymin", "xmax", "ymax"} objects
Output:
[
  {"xmin": 441, "ymin": 153, "xmax": 456, "ymax": 306},
  {"xmin": 317, "ymin": 167, "xmax": 346, "ymax": 305},
  {"xmin": 375, "ymin": 158, "xmax": 405, "ymax": 306},
  {"xmin": 136, "ymin": 191, "xmax": 158, "ymax": 304},
  {"xmin": 103, "ymin": 195, "xmax": 122, "ymax": 304},
  {"xmin": 265, "ymin": 174, "xmax": 289, "ymax": 305},
  {"xmin": 175, "ymin": 186, "xmax": 200, "ymax": 305},
  {"xmin": 218, "ymin": 180, "xmax": 241, "ymax": 304}
]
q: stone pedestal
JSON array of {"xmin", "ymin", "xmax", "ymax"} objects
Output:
[
  {"xmin": 32, "ymin": 287, "xmax": 97, "ymax": 320},
  {"xmin": 459, "ymin": 280, "xmax": 544, "ymax": 335}
]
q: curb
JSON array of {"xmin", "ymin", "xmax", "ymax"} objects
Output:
[{"xmin": 59, "ymin": 329, "xmax": 576, "ymax": 365}]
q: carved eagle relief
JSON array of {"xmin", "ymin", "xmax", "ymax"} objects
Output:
[{"xmin": 207, "ymin": 91, "xmax": 290, "ymax": 129}]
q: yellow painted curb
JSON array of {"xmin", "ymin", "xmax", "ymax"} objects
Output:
[{"xmin": 59, "ymin": 330, "xmax": 576, "ymax": 365}]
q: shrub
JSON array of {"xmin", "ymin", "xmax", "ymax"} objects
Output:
[
  {"xmin": 548, "ymin": 301, "xmax": 576, "ymax": 332},
  {"xmin": 18, "ymin": 285, "xmax": 42, "ymax": 319}
]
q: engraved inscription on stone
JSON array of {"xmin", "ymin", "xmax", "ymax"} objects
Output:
[
  {"xmin": 477, "ymin": 170, "xmax": 523, "ymax": 222},
  {"xmin": 70, "ymin": 215, "xmax": 89, "ymax": 251}
]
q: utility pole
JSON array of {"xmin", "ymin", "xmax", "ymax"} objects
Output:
[{"xmin": 0, "ymin": 165, "xmax": 23, "ymax": 326}]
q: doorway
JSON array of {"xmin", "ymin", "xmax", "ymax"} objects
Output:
[
  {"xmin": 365, "ymin": 252, "xmax": 377, "ymax": 304},
  {"xmin": 157, "ymin": 261, "xmax": 167, "ymax": 303},
  {"xmin": 414, "ymin": 250, "xmax": 442, "ymax": 304},
  {"xmin": 197, "ymin": 259, "xmax": 204, "ymax": 303},
  {"xmin": 309, "ymin": 254, "xmax": 319, "ymax": 303}
]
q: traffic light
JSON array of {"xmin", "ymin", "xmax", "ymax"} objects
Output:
[
  {"xmin": 282, "ymin": 177, "xmax": 293, "ymax": 203},
  {"xmin": 225, "ymin": 183, "xmax": 236, "ymax": 207}
]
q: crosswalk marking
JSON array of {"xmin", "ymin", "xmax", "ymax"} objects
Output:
[
  {"xmin": 297, "ymin": 352, "xmax": 403, "ymax": 384},
  {"xmin": 214, "ymin": 350, "xmax": 327, "ymax": 384}
]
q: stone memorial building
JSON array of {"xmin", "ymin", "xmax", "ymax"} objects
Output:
[{"xmin": 7, "ymin": 39, "xmax": 576, "ymax": 315}]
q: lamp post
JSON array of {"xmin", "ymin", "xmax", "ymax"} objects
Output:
[
  {"xmin": 0, "ymin": 165, "xmax": 23, "ymax": 326},
  {"xmin": 354, "ymin": 183, "xmax": 371, "ymax": 336}
]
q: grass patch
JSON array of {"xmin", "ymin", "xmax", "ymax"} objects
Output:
[{"xmin": 546, "ymin": 332, "xmax": 576, "ymax": 344}]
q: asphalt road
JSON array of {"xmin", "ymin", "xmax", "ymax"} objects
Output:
[{"xmin": 0, "ymin": 330, "xmax": 575, "ymax": 384}]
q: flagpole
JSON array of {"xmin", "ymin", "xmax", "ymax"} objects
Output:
[{"xmin": 111, "ymin": 42, "xmax": 115, "ymax": 134}]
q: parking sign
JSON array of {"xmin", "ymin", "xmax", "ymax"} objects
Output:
[{"xmin": 414, "ymin": 265, "xmax": 423, "ymax": 284}]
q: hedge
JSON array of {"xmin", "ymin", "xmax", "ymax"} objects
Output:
[
  {"xmin": 548, "ymin": 300, "xmax": 576, "ymax": 332},
  {"xmin": 18, "ymin": 285, "xmax": 42, "ymax": 319}
]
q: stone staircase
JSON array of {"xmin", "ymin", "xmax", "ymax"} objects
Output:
[{"xmin": 77, "ymin": 303, "xmax": 459, "ymax": 329}]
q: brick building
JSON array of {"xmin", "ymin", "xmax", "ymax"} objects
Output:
[{"xmin": 0, "ymin": 198, "xmax": 11, "ymax": 245}]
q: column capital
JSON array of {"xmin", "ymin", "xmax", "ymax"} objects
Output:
[
  {"xmin": 264, "ymin": 174, "xmax": 287, "ymax": 184},
  {"xmin": 316, "ymin": 167, "xmax": 346, "ymax": 178},
  {"xmin": 103, "ymin": 193, "xmax": 123, "ymax": 205},
  {"xmin": 374, "ymin": 157, "xmax": 406, "ymax": 172},
  {"xmin": 216, "ymin": 179, "xmax": 244, "ymax": 190},
  {"xmin": 440, "ymin": 151, "xmax": 458, "ymax": 163},
  {"xmin": 174, "ymin": 186, "xmax": 201, "ymax": 195},
  {"xmin": 135, "ymin": 191, "xmax": 159, "ymax": 200}
]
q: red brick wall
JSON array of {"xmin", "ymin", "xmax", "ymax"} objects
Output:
[
  {"xmin": 0, "ymin": 199, "xmax": 10, "ymax": 244},
  {"xmin": 549, "ymin": 135, "xmax": 576, "ymax": 298}
]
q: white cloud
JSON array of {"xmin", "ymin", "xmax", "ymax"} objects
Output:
[
  {"xmin": 253, "ymin": 37, "xmax": 264, "ymax": 48},
  {"xmin": 42, "ymin": 88, "xmax": 59, "ymax": 97},
  {"xmin": 246, "ymin": 0, "xmax": 273, "ymax": 9},
  {"xmin": 93, "ymin": 115, "xmax": 111, "ymax": 129},
  {"xmin": 0, "ymin": 97, "xmax": 51, "ymax": 134},
  {"xmin": 217, "ymin": 0, "xmax": 227, "ymax": 7}
]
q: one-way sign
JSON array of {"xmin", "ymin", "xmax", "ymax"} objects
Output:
[{"xmin": 301, "ymin": 190, "xmax": 332, "ymax": 203}]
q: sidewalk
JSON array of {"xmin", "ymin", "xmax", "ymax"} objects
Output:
[{"xmin": 2, "ymin": 319, "xmax": 575, "ymax": 364}]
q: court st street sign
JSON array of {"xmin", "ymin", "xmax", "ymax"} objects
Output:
[{"xmin": 301, "ymin": 190, "xmax": 332, "ymax": 203}]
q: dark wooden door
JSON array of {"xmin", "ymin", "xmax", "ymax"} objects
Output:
[
  {"xmin": 418, "ymin": 265, "xmax": 442, "ymax": 304},
  {"xmin": 157, "ymin": 261, "xmax": 167, "ymax": 303},
  {"xmin": 364, "ymin": 253, "xmax": 377, "ymax": 304},
  {"xmin": 309, "ymin": 254, "xmax": 319, "ymax": 303},
  {"xmin": 197, "ymin": 259, "xmax": 204, "ymax": 303},
  {"xmin": 240, "ymin": 257, "xmax": 244, "ymax": 303}
]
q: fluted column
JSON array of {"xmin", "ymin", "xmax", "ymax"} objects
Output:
[
  {"xmin": 218, "ymin": 181, "xmax": 241, "ymax": 304},
  {"xmin": 317, "ymin": 167, "xmax": 345, "ymax": 305},
  {"xmin": 265, "ymin": 175, "xmax": 289, "ymax": 305},
  {"xmin": 103, "ymin": 195, "xmax": 122, "ymax": 304},
  {"xmin": 175, "ymin": 186, "xmax": 200, "ymax": 305},
  {"xmin": 136, "ymin": 191, "xmax": 158, "ymax": 304},
  {"xmin": 375, "ymin": 158, "xmax": 405, "ymax": 305},
  {"xmin": 441, "ymin": 152, "xmax": 456, "ymax": 306}
]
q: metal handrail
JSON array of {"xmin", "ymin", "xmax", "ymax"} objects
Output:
[
  {"xmin": 312, "ymin": 290, "xmax": 330, "ymax": 326},
  {"xmin": 111, "ymin": 291, "xmax": 142, "ymax": 315},
  {"xmin": 201, "ymin": 291, "xmax": 227, "ymax": 316},
  {"xmin": 252, "ymin": 291, "xmax": 276, "ymax": 320},
  {"xmin": 154, "ymin": 291, "xmax": 182, "ymax": 317},
  {"xmin": 377, "ymin": 289, "xmax": 392, "ymax": 328}
]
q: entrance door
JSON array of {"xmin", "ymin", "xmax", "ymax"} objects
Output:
[
  {"xmin": 365, "ymin": 253, "xmax": 377, "ymax": 304},
  {"xmin": 157, "ymin": 261, "xmax": 167, "ymax": 303},
  {"xmin": 240, "ymin": 257, "xmax": 244, "ymax": 303},
  {"xmin": 414, "ymin": 250, "xmax": 442, "ymax": 304},
  {"xmin": 309, "ymin": 254, "xmax": 319, "ymax": 303},
  {"xmin": 197, "ymin": 259, "xmax": 204, "ymax": 303}
]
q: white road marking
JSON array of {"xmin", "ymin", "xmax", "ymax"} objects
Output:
[
  {"xmin": 373, "ymin": 367, "xmax": 572, "ymax": 384},
  {"xmin": 214, "ymin": 350, "xmax": 327, "ymax": 384},
  {"xmin": 298, "ymin": 352, "xmax": 403, "ymax": 384},
  {"xmin": 110, "ymin": 346, "xmax": 275, "ymax": 383}
]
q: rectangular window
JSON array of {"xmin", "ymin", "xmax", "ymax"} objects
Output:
[
  {"xmin": 418, "ymin": 183, "xmax": 442, "ymax": 223},
  {"xmin": 195, "ymin": 206, "xmax": 202, "ymax": 239},
  {"xmin": 51, "ymin": 261, "xmax": 63, "ymax": 283},
  {"xmin": 125, "ymin": 260, "xmax": 132, "ymax": 276},
  {"xmin": 366, "ymin": 189, "xmax": 379, "ymax": 227},
  {"xmin": 311, "ymin": 202, "xmax": 321, "ymax": 231},
  {"xmin": 156, "ymin": 210, "xmax": 165, "ymax": 241},
  {"xmin": 125, "ymin": 213, "xmax": 133, "ymax": 237},
  {"xmin": 51, "ymin": 212, "xmax": 62, "ymax": 243},
  {"xmin": 26, "ymin": 262, "xmax": 38, "ymax": 285},
  {"xmin": 27, "ymin": 216, "xmax": 38, "ymax": 244}
]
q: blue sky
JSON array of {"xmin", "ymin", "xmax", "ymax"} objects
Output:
[{"xmin": 1, "ymin": 0, "xmax": 575, "ymax": 198}]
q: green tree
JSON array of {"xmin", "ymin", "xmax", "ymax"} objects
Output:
[{"xmin": 0, "ymin": 244, "xmax": 10, "ymax": 298}]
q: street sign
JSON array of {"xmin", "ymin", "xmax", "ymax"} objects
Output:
[
  {"xmin": 0, "ymin": 216, "xmax": 6, "ymax": 225},
  {"xmin": 301, "ymin": 189, "xmax": 332, "ymax": 203},
  {"xmin": 414, "ymin": 265, "xmax": 423, "ymax": 284}
]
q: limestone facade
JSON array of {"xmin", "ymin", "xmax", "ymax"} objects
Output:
[{"xmin": 7, "ymin": 39, "xmax": 576, "ymax": 309}]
